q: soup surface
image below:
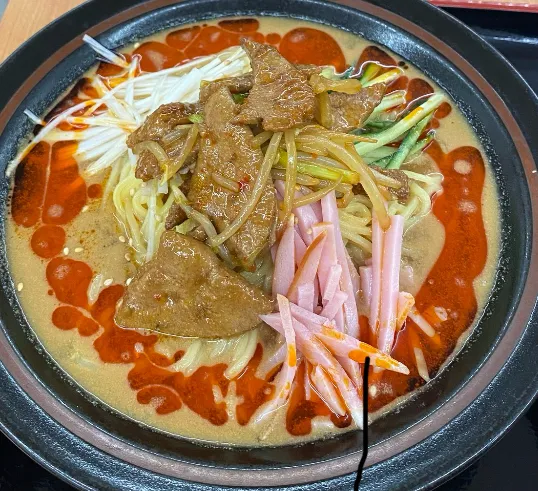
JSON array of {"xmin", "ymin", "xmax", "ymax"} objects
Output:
[{"xmin": 6, "ymin": 17, "xmax": 500, "ymax": 446}]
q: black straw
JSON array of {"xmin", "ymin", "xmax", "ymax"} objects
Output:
[{"xmin": 354, "ymin": 356, "xmax": 370, "ymax": 490}]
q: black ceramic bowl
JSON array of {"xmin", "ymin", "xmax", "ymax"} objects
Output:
[{"xmin": 0, "ymin": 1, "xmax": 537, "ymax": 490}]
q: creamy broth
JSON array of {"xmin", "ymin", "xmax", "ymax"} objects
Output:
[{"xmin": 6, "ymin": 17, "xmax": 500, "ymax": 446}]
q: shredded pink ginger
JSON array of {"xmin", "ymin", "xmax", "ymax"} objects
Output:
[{"xmin": 258, "ymin": 190, "xmax": 411, "ymax": 429}]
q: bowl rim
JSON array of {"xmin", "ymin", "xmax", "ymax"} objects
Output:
[{"xmin": 0, "ymin": 0, "xmax": 537, "ymax": 489}]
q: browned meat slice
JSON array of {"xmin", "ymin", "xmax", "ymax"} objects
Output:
[
  {"xmin": 324, "ymin": 84, "xmax": 385, "ymax": 132},
  {"xmin": 134, "ymin": 142, "xmax": 198, "ymax": 183},
  {"xmin": 200, "ymin": 74, "xmax": 254, "ymax": 103},
  {"xmin": 135, "ymin": 150, "xmax": 161, "ymax": 181},
  {"xmin": 115, "ymin": 232, "xmax": 273, "ymax": 338},
  {"xmin": 234, "ymin": 40, "xmax": 316, "ymax": 131},
  {"xmin": 166, "ymin": 139, "xmax": 199, "ymax": 176},
  {"xmin": 189, "ymin": 226, "xmax": 207, "ymax": 242},
  {"xmin": 372, "ymin": 166, "xmax": 410, "ymax": 202},
  {"xmin": 188, "ymin": 86, "xmax": 277, "ymax": 266},
  {"xmin": 180, "ymin": 175, "xmax": 191, "ymax": 196},
  {"xmin": 129, "ymin": 102, "xmax": 202, "ymax": 181},
  {"xmin": 296, "ymin": 64, "xmax": 323, "ymax": 78},
  {"xmin": 165, "ymin": 202, "xmax": 187, "ymax": 230},
  {"xmin": 200, "ymin": 65, "xmax": 320, "ymax": 105},
  {"xmin": 127, "ymin": 102, "xmax": 202, "ymax": 148}
]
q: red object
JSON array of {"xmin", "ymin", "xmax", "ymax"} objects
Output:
[{"xmin": 430, "ymin": 0, "xmax": 538, "ymax": 13}]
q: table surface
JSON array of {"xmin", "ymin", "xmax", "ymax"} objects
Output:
[
  {"xmin": 0, "ymin": 2, "xmax": 537, "ymax": 491},
  {"xmin": 0, "ymin": 0, "xmax": 86, "ymax": 63}
]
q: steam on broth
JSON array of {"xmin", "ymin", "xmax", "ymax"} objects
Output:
[{"xmin": 6, "ymin": 17, "xmax": 500, "ymax": 446}]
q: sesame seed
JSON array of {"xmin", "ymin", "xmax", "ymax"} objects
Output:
[
  {"xmin": 533, "ymin": 170, "xmax": 537, "ymax": 174},
  {"xmin": 103, "ymin": 278, "xmax": 113, "ymax": 286},
  {"xmin": 125, "ymin": 253, "xmax": 131, "ymax": 262},
  {"xmin": 118, "ymin": 235, "xmax": 126, "ymax": 243},
  {"xmin": 128, "ymin": 238, "xmax": 133, "ymax": 247},
  {"xmin": 81, "ymin": 205, "xmax": 89, "ymax": 212},
  {"xmin": 74, "ymin": 247, "xmax": 83, "ymax": 253},
  {"xmin": 63, "ymin": 247, "xmax": 69, "ymax": 255},
  {"xmin": 126, "ymin": 278, "xmax": 132, "ymax": 286},
  {"xmin": 17, "ymin": 283, "xmax": 24, "ymax": 292}
]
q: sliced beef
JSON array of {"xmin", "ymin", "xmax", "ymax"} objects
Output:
[
  {"xmin": 188, "ymin": 86, "xmax": 277, "ymax": 266},
  {"xmin": 134, "ymin": 143, "xmax": 198, "ymax": 183},
  {"xmin": 129, "ymin": 102, "xmax": 202, "ymax": 181},
  {"xmin": 372, "ymin": 165, "xmax": 410, "ymax": 202},
  {"xmin": 295, "ymin": 64, "xmax": 322, "ymax": 78},
  {"xmin": 115, "ymin": 231, "xmax": 273, "ymax": 338},
  {"xmin": 324, "ymin": 84, "xmax": 385, "ymax": 132},
  {"xmin": 166, "ymin": 138, "xmax": 199, "ymax": 178},
  {"xmin": 200, "ymin": 74, "xmax": 254, "ymax": 103},
  {"xmin": 200, "ymin": 64, "xmax": 320, "ymax": 105},
  {"xmin": 165, "ymin": 202, "xmax": 187, "ymax": 230},
  {"xmin": 135, "ymin": 150, "xmax": 161, "ymax": 181},
  {"xmin": 180, "ymin": 175, "xmax": 192, "ymax": 196},
  {"xmin": 234, "ymin": 40, "xmax": 316, "ymax": 131},
  {"xmin": 127, "ymin": 102, "xmax": 202, "ymax": 147},
  {"xmin": 189, "ymin": 226, "xmax": 207, "ymax": 242}
]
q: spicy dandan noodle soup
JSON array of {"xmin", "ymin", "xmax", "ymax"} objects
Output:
[{"xmin": 6, "ymin": 17, "xmax": 500, "ymax": 446}]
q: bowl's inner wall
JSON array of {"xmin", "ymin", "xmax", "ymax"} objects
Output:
[{"xmin": 0, "ymin": 0, "xmax": 529, "ymax": 469}]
